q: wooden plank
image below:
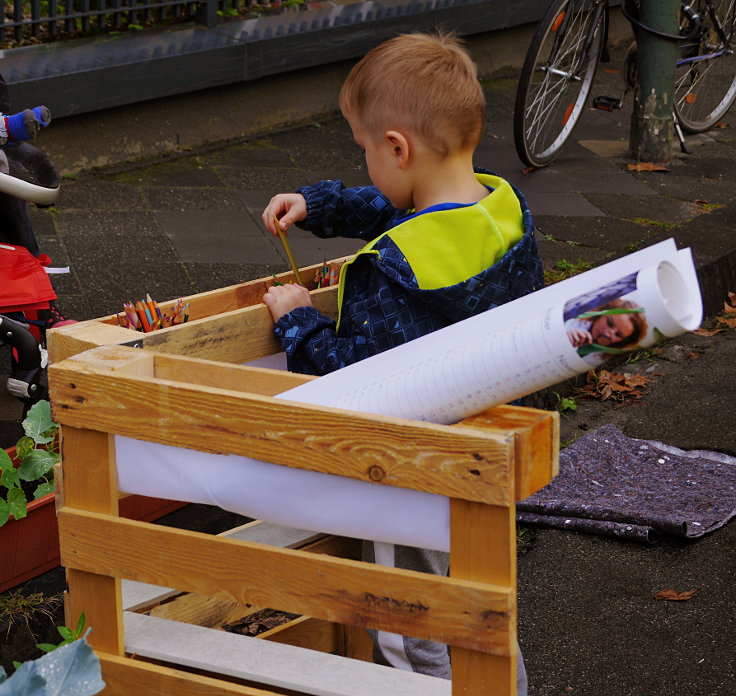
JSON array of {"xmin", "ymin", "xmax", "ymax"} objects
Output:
[
  {"xmin": 98, "ymin": 651, "xmax": 277, "ymax": 696},
  {"xmin": 60, "ymin": 427, "xmax": 124, "ymax": 655},
  {"xmin": 47, "ymin": 258, "xmax": 347, "ymax": 364},
  {"xmin": 47, "ymin": 321, "xmax": 139, "ymax": 364},
  {"xmin": 59, "ymin": 509, "xmax": 512, "ymax": 654},
  {"xmin": 450, "ymin": 499, "xmax": 516, "ymax": 696},
  {"xmin": 50, "ymin": 349, "xmax": 515, "ymax": 504},
  {"xmin": 152, "ymin": 352, "xmax": 314, "ymax": 397},
  {"xmin": 257, "ymin": 615, "xmax": 336, "ymax": 653},
  {"xmin": 456, "ymin": 404, "xmax": 559, "ymax": 500},
  {"xmin": 122, "ymin": 524, "xmax": 355, "ymax": 617},
  {"xmin": 123, "ymin": 612, "xmax": 450, "ymax": 696}
]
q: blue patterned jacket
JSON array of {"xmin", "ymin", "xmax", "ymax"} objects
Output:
[{"xmin": 274, "ymin": 170, "xmax": 544, "ymax": 375}]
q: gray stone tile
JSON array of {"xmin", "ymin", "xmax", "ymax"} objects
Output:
[
  {"xmin": 155, "ymin": 210, "xmax": 282, "ymax": 264},
  {"xmin": 214, "ymin": 166, "xmax": 316, "ymax": 192},
  {"xmin": 55, "ymin": 179, "xmax": 148, "ymax": 211},
  {"xmin": 525, "ymin": 192, "xmax": 606, "ymax": 217},
  {"xmin": 109, "ymin": 158, "xmax": 223, "ymax": 187},
  {"xmin": 76, "ymin": 261, "xmax": 194, "ymax": 319},
  {"xmin": 203, "ymin": 140, "xmax": 296, "ymax": 168},
  {"xmin": 142, "ymin": 187, "xmax": 245, "ymax": 211},
  {"xmin": 185, "ymin": 263, "xmax": 286, "ymax": 295}
]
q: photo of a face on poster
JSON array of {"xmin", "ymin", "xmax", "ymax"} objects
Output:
[{"xmin": 563, "ymin": 271, "xmax": 650, "ymax": 366}]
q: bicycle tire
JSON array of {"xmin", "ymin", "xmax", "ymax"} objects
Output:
[
  {"xmin": 514, "ymin": 0, "xmax": 606, "ymax": 168},
  {"xmin": 674, "ymin": 0, "xmax": 736, "ymax": 133}
]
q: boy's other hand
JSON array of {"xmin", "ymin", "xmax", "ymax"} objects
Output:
[
  {"xmin": 262, "ymin": 193, "xmax": 308, "ymax": 235},
  {"xmin": 263, "ymin": 283, "xmax": 313, "ymax": 322}
]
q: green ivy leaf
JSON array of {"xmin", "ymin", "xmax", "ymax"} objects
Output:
[
  {"xmin": 0, "ymin": 448, "xmax": 13, "ymax": 473},
  {"xmin": 1, "ymin": 466, "xmax": 20, "ymax": 489},
  {"xmin": 36, "ymin": 642, "xmax": 58, "ymax": 653},
  {"xmin": 18, "ymin": 449, "xmax": 55, "ymax": 481},
  {"xmin": 23, "ymin": 400, "xmax": 56, "ymax": 445},
  {"xmin": 58, "ymin": 625, "xmax": 75, "ymax": 641},
  {"xmin": 34, "ymin": 481, "xmax": 55, "ymax": 499},
  {"xmin": 0, "ymin": 498, "xmax": 10, "ymax": 527},
  {"xmin": 15, "ymin": 435, "xmax": 35, "ymax": 460},
  {"xmin": 7, "ymin": 487, "xmax": 28, "ymax": 520},
  {"xmin": 76, "ymin": 612, "xmax": 87, "ymax": 636}
]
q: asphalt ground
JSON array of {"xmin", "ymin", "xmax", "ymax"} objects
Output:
[{"xmin": 1, "ymin": 46, "xmax": 735, "ymax": 695}]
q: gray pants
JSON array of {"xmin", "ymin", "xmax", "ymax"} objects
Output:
[{"xmin": 364, "ymin": 541, "xmax": 528, "ymax": 695}]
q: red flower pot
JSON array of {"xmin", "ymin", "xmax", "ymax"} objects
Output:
[{"xmin": 0, "ymin": 446, "xmax": 185, "ymax": 592}]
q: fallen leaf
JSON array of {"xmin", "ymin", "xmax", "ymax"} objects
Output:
[
  {"xmin": 691, "ymin": 328, "xmax": 721, "ymax": 337},
  {"xmin": 627, "ymin": 162, "xmax": 670, "ymax": 172},
  {"xmin": 714, "ymin": 122, "xmax": 730, "ymax": 128},
  {"xmin": 717, "ymin": 315, "xmax": 736, "ymax": 328},
  {"xmin": 688, "ymin": 351, "xmax": 700, "ymax": 359},
  {"xmin": 694, "ymin": 199, "xmax": 709, "ymax": 204},
  {"xmin": 521, "ymin": 166, "xmax": 536, "ymax": 175},
  {"xmin": 654, "ymin": 588, "xmax": 698, "ymax": 601}
]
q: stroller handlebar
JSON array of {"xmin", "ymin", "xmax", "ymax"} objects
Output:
[{"xmin": 0, "ymin": 314, "xmax": 42, "ymax": 370}]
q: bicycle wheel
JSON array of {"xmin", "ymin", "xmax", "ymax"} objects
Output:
[
  {"xmin": 675, "ymin": 0, "xmax": 736, "ymax": 133},
  {"xmin": 514, "ymin": 0, "xmax": 606, "ymax": 168}
]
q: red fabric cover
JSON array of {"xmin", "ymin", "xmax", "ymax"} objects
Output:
[{"xmin": 0, "ymin": 243, "xmax": 56, "ymax": 311}]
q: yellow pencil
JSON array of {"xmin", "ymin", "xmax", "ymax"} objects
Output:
[{"xmin": 273, "ymin": 214, "xmax": 304, "ymax": 286}]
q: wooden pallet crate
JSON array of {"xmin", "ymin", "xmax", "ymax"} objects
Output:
[
  {"xmin": 49, "ymin": 334, "xmax": 558, "ymax": 696},
  {"xmin": 48, "ymin": 258, "xmax": 349, "ymax": 365}
]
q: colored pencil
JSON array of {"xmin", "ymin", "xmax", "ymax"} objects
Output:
[{"xmin": 273, "ymin": 214, "xmax": 304, "ymax": 285}]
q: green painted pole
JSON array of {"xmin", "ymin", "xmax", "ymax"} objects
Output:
[{"xmin": 629, "ymin": 0, "xmax": 681, "ymax": 162}]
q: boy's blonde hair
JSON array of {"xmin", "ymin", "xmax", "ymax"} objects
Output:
[{"xmin": 340, "ymin": 33, "xmax": 486, "ymax": 158}]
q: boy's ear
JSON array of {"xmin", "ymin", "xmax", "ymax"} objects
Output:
[{"xmin": 384, "ymin": 130, "xmax": 411, "ymax": 168}]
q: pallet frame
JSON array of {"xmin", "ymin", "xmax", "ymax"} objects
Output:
[{"xmin": 48, "ymin": 259, "xmax": 558, "ymax": 696}]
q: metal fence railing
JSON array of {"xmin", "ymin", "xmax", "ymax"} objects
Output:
[{"xmin": 0, "ymin": 0, "xmax": 305, "ymax": 47}]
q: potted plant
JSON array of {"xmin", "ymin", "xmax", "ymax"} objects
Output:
[{"xmin": 0, "ymin": 400, "xmax": 186, "ymax": 592}]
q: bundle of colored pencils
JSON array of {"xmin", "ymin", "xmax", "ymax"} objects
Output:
[
  {"xmin": 314, "ymin": 263, "xmax": 339, "ymax": 288},
  {"xmin": 117, "ymin": 294, "xmax": 189, "ymax": 332}
]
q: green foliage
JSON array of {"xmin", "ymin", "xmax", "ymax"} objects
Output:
[
  {"xmin": 544, "ymin": 258, "xmax": 593, "ymax": 285},
  {"xmin": 0, "ymin": 401, "xmax": 59, "ymax": 528},
  {"xmin": 553, "ymin": 392, "xmax": 578, "ymax": 415},
  {"xmin": 37, "ymin": 613, "xmax": 87, "ymax": 654}
]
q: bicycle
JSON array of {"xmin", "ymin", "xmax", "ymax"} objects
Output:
[{"xmin": 513, "ymin": 0, "xmax": 736, "ymax": 168}]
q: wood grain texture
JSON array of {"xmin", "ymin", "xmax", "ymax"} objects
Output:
[
  {"xmin": 60, "ymin": 427, "xmax": 124, "ymax": 654},
  {"xmin": 152, "ymin": 352, "xmax": 314, "ymax": 396},
  {"xmin": 98, "ymin": 652, "xmax": 275, "ymax": 696},
  {"xmin": 50, "ymin": 349, "xmax": 516, "ymax": 504},
  {"xmin": 450, "ymin": 499, "xmax": 517, "ymax": 696},
  {"xmin": 48, "ymin": 259, "xmax": 345, "ymax": 365},
  {"xmin": 59, "ymin": 508, "xmax": 512, "ymax": 654},
  {"xmin": 457, "ymin": 404, "xmax": 559, "ymax": 500}
]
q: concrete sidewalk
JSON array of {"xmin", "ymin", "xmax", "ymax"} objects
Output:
[{"xmin": 1, "ymin": 49, "xmax": 735, "ymax": 695}]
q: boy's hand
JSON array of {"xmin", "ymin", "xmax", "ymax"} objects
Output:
[
  {"xmin": 263, "ymin": 283, "xmax": 313, "ymax": 322},
  {"xmin": 262, "ymin": 193, "xmax": 308, "ymax": 235}
]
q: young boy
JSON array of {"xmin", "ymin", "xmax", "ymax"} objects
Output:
[{"xmin": 261, "ymin": 32, "xmax": 542, "ymax": 693}]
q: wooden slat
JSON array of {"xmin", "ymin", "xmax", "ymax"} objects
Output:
[
  {"xmin": 450, "ymin": 499, "xmax": 517, "ymax": 696},
  {"xmin": 60, "ymin": 427, "xmax": 124, "ymax": 655},
  {"xmin": 152, "ymin": 352, "xmax": 314, "ymax": 397},
  {"xmin": 98, "ymin": 651, "xmax": 277, "ymax": 696},
  {"xmin": 123, "ymin": 612, "xmax": 450, "ymax": 696},
  {"xmin": 50, "ymin": 349, "xmax": 516, "ymax": 504},
  {"xmin": 59, "ymin": 508, "xmax": 512, "ymax": 654},
  {"xmin": 47, "ymin": 258, "xmax": 347, "ymax": 364},
  {"xmin": 257, "ymin": 615, "xmax": 336, "ymax": 653},
  {"xmin": 457, "ymin": 404, "xmax": 559, "ymax": 500}
]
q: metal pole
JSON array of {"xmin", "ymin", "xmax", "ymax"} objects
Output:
[{"xmin": 629, "ymin": 0, "xmax": 681, "ymax": 162}]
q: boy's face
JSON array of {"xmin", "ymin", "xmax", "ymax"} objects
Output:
[{"xmin": 348, "ymin": 116, "xmax": 413, "ymax": 210}]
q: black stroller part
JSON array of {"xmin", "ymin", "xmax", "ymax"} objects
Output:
[
  {"xmin": 0, "ymin": 313, "xmax": 48, "ymax": 405},
  {"xmin": 4, "ymin": 142, "xmax": 60, "ymax": 206}
]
